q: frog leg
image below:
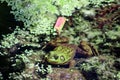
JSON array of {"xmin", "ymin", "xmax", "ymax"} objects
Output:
[
  {"xmin": 69, "ymin": 59, "xmax": 76, "ymax": 68},
  {"xmin": 76, "ymin": 47, "xmax": 88, "ymax": 56},
  {"xmin": 89, "ymin": 45, "xmax": 99, "ymax": 56}
]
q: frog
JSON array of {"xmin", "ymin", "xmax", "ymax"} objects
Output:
[
  {"xmin": 79, "ymin": 40, "xmax": 99, "ymax": 56},
  {"xmin": 44, "ymin": 36, "xmax": 99, "ymax": 67}
]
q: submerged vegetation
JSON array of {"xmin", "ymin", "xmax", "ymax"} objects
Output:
[{"xmin": 0, "ymin": 0, "xmax": 120, "ymax": 80}]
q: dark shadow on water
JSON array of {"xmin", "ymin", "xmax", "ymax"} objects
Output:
[
  {"xmin": 82, "ymin": 69, "xmax": 99, "ymax": 80},
  {"xmin": 0, "ymin": 2, "xmax": 24, "ymax": 39}
]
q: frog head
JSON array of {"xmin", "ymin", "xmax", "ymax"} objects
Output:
[{"xmin": 45, "ymin": 46, "xmax": 75, "ymax": 65}]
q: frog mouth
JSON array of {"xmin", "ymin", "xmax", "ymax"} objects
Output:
[
  {"xmin": 47, "ymin": 59, "xmax": 59, "ymax": 64},
  {"xmin": 47, "ymin": 57, "xmax": 57, "ymax": 62},
  {"xmin": 47, "ymin": 57, "xmax": 64, "ymax": 64}
]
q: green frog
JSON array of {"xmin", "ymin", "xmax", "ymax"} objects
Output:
[{"xmin": 44, "ymin": 36, "xmax": 99, "ymax": 67}]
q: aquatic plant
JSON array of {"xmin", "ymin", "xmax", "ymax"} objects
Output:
[
  {"xmin": 0, "ymin": 0, "xmax": 117, "ymax": 53},
  {"xmin": 95, "ymin": 3, "xmax": 120, "ymax": 29},
  {"xmin": 0, "ymin": 0, "xmax": 119, "ymax": 79},
  {"xmin": 88, "ymin": 0, "xmax": 115, "ymax": 7},
  {"xmin": 78, "ymin": 55, "xmax": 120, "ymax": 80},
  {"xmin": 0, "ymin": 0, "xmax": 91, "ymax": 55},
  {"xmin": 0, "ymin": 72, "xmax": 3, "ymax": 80},
  {"xmin": 61, "ymin": 2, "xmax": 120, "ymax": 54},
  {"xmin": 0, "ymin": 0, "xmax": 90, "ymax": 36}
]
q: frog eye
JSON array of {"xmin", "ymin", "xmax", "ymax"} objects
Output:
[
  {"xmin": 60, "ymin": 56, "xmax": 65, "ymax": 61},
  {"xmin": 54, "ymin": 55, "xmax": 59, "ymax": 60}
]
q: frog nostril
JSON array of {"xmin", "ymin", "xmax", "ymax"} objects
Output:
[{"xmin": 54, "ymin": 55, "xmax": 58, "ymax": 60}]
